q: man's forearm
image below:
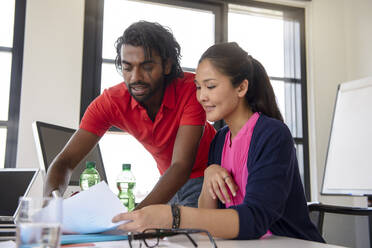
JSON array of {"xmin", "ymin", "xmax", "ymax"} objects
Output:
[{"xmin": 135, "ymin": 164, "xmax": 191, "ymax": 209}]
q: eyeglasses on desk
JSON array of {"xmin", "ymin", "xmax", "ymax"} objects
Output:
[{"xmin": 128, "ymin": 228, "xmax": 218, "ymax": 248}]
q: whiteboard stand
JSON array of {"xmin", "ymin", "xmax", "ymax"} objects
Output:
[
  {"xmin": 321, "ymin": 77, "xmax": 372, "ymax": 197},
  {"xmin": 318, "ymin": 77, "xmax": 372, "ymax": 246}
]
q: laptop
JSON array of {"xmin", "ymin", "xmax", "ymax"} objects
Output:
[
  {"xmin": 0, "ymin": 168, "xmax": 39, "ymax": 240},
  {"xmin": 32, "ymin": 121, "xmax": 107, "ymax": 197}
]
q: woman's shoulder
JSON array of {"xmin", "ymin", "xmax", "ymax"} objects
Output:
[{"xmin": 254, "ymin": 114, "xmax": 293, "ymax": 140}]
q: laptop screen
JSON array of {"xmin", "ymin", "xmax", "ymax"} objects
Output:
[
  {"xmin": 0, "ymin": 169, "xmax": 38, "ymax": 217},
  {"xmin": 32, "ymin": 121, "xmax": 107, "ymax": 186}
]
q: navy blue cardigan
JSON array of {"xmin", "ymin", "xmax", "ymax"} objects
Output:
[{"xmin": 208, "ymin": 114, "xmax": 324, "ymax": 242}]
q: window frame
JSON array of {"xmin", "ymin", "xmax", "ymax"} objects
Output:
[
  {"xmin": 81, "ymin": 0, "xmax": 310, "ymax": 200},
  {"xmin": 1, "ymin": 0, "xmax": 26, "ymax": 168},
  {"xmin": 231, "ymin": 2, "xmax": 309, "ymax": 199}
]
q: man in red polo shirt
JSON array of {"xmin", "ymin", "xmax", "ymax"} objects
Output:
[{"xmin": 44, "ymin": 21, "xmax": 216, "ymax": 209}]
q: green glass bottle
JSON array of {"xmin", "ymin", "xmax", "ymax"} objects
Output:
[
  {"xmin": 116, "ymin": 163, "xmax": 136, "ymax": 211},
  {"xmin": 79, "ymin": 161, "xmax": 101, "ymax": 191}
]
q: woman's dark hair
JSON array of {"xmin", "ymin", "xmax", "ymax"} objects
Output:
[
  {"xmin": 198, "ymin": 42, "xmax": 283, "ymax": 122},
  {"xmin": 115, "ymin": 21, "xmax": 183, "ymax": 85}
]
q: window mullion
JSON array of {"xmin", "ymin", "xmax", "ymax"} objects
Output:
[{"xmin": 4, "ymin": 0, "xmax": 26, "ymax": 168}]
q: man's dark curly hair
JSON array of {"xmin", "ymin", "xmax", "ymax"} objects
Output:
[{"xmin": 115, "ymin": 21, "xmax": 183, "ymax": 85}]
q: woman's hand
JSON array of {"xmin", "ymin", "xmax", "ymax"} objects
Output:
[
  {"xmin": 204, "ymin": 164, "xmax": 238, "ymax": 204},
  {"xmin": 112, "ymin": 204, "xmax": 172, "ymax": 232}
]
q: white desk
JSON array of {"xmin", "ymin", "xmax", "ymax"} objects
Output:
[{"xmin": 92, "ymin": 235, "xmax": 346, "ymax": 248}]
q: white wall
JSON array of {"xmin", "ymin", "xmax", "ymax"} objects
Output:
[
  {"xmin": 309, "ymin": 0, "xmax": 372, "ymax": 208},
  {"xmin": 307, "ymin": 0, "xmax": 372, "ymax": 247},
  {"xmin": 344, "ymin": 0, "xmax": 372, "ymax": 80},
  {"xmin": 309, "ymin": 0, "xmax": 348, "ymax": 202},
  {"xmin": 17, "ymin": 0, "xmax": 85, "ymax": 167},
  {"xmin": 16, "ymin": 0, "xmax": 85, "ymax": 195}
]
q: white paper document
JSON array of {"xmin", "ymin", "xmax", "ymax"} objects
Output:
[{"xmin": 62, "ymin": 182, "xmax": 128, "ymax": 234}]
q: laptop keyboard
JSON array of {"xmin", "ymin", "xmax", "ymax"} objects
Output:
[
  {"xmin": 0, "ymin": 223, "xmax": 15, "ymax": 227},
  {"xmin": 0, "ymin": 221, "xmax": 14, "ymax": 225},
  {"xmin": 0, "ymin": 219, "xmax": 16, "ymax": 240},
  {"xmin": 0, "ymin": 227, "xmax": 16, "ymax": 241}
]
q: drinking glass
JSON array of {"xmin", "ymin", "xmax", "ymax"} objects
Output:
[{"xmin": 16, "ymin": 197, "xmax": 63, "ymax": 248}]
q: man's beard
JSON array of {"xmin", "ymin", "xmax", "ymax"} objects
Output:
[
  {"xmin": 128, "ymin": 81, "xmax": 152, "ymax": 103},
  {"xmin": 128, "ymin": 78, "xmax": 163, "ymax": 104}
]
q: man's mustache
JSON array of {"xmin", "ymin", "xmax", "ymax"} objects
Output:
[{"xmin": 129, "ymin": 81, "xmax": 150, "ymax": 88}]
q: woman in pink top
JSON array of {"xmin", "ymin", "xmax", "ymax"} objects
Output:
[{"xmin": 113, "ymin": 42, "xmax": 324, "ymax": 243}]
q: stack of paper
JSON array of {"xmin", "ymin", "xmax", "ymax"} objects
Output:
[{"xmin": 62, "ymin": 182, "xmax": 128, "ymax": 234}]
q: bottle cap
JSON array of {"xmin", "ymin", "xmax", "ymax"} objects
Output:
[
  {"xmin": 86, "ymin": 161, "xmax": 96, "ymax": 169},
  {"xmin": 122, "ymin": 163, "xmax": 131, "ymax": 170}
]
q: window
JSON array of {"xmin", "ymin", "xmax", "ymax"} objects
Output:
[
  {"xmin": 82, "ymin": 0, "xmax": 309, "ymax": 199},
  {"xmin": 101, "ymin": 0, "xmax": 216, "ymax": 90},
  {"xmin": 0, "ymin": 0, "xmax": 26, "ymax": 168},
  {"xmin": 228, "ymin": 3, "xmax": 309, "ymax": 195}
]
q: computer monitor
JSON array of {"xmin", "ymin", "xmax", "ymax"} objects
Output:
[{"xmin": 32, "ymin": 121, "xmax": 107, "ymax": 188}]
